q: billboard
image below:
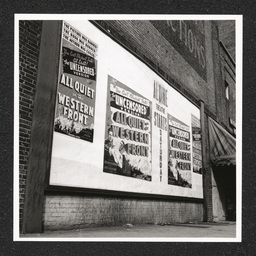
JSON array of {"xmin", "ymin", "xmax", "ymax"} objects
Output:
[{"xmin": 50, "ymin": 20, "xmax": 203, "ymax": 199}]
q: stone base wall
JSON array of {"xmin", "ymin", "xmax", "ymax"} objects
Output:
[{"xmin": 43, "ymin": 194, "xmax": 203, "ymax": 230}]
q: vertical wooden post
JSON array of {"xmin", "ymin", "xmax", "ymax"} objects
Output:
[
  {"xmin": 200, "ymin": 101, "xmax": 208, "ymax": 221},
  {"xmin": 22, "ymin": 21, "xmax": 62, "ymax": 233}
]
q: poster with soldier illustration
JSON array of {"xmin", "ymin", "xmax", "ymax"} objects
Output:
[
  {"xmin": 168, "ymin": 114, "xmax": 192, "ymax": 188},
  {"xmin": 54, "ymin": 21, "xmax": 98, "ymax": 142},
  {"xmin": 103, "ymin": 75, "xmax": 152, "ymax": 181}
]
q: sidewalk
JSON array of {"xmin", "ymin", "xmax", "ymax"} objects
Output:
[{"xmin": 20, "ymin": 221, "xmax": 236, "ymax": 239}]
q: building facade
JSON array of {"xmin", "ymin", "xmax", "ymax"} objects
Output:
[{"xmin": 19, "ymin": 19, "xmax": 236, "ymax": 233}]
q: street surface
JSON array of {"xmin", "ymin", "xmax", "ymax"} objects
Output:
[{"xmin": 20, "ymin": 221, "xmax": 237, "ymax": 240}]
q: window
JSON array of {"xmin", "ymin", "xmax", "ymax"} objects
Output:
[{"xmin": 225, "ymin": 81, "xmax": 229, "ymax": 100}]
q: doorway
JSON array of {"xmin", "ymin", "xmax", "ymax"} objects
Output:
[{"xmin": 212, "ymin": 165, "xmax": 236, "ymax": 221}]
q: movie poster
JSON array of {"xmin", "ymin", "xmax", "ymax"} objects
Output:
[
  {"xmin": 103, "ymin": 75, "xmax": 152, "ymax": 181},
  {"xmin": 191, "ymin": 114, "xmax": 202, "ymax": 174},
  {"xmin": 168, "ymin": 115, "xmax": 192, "ymax": 187},
  {"xmin": 54, "ymin": 21, "xmax": 98, "ymax": 142}
]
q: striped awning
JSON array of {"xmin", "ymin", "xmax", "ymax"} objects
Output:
[{"xmin": 208, "ymin": 117, "xmax": 236, "ymax": 166}]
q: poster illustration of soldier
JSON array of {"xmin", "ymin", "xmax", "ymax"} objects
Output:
[
  {"xmin": 191, "ymin": 114, "xmax": 202, "ymax": 174},
  {"xmin": 168, "ymin": 115, "xmax": 192, "ymax": 188},
  {"xmin": 103, "ymin": 75, "xmax": 152, "ymax": 181},
  {"xmin": 54, "ymin": 21, "xmax": 98, "ymax": 142}
]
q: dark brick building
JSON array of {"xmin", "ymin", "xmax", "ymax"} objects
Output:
[
  {"xmin": 19, "ymin": 20, "xmax": 43, "ymax": 230},
  {"xmin": 18, "ymin": 18, "xmax": 238, "ymax": 234}
]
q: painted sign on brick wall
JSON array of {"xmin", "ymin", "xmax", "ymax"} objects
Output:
[
  {"xmin": 151, "ymin": 20, "xmax": 207, "ymax": 81},
  {"xmin": 54, "ymin": 21, "xmax": 98, "ymax": 142}
]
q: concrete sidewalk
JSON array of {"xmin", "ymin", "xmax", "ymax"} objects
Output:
[{"xmin": 20, "ymin": 221, "xmax": 237, "ymax": 239}]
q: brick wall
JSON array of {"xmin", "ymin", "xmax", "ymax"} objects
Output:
[
  {"xmin": 222, "ymin": 45, "xmax": 236, "ymax": 130},
  {"xmin": 218, "ymin": 21, "xmax": 235, "ymax": 61},
  {"xmin": 214, "ymin": 42, "xmax": 236, "ymax": 135},
  {"xmin": 19, "ymin": 20, "xmax": 42, "ymax": 230},
  {"xmin": 93, "ymin": 20, "xmax": 217, "ymax": 115},
  {"xmin": 43, "ymin": 194, "xmax": 203, "ymax": 230}
]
